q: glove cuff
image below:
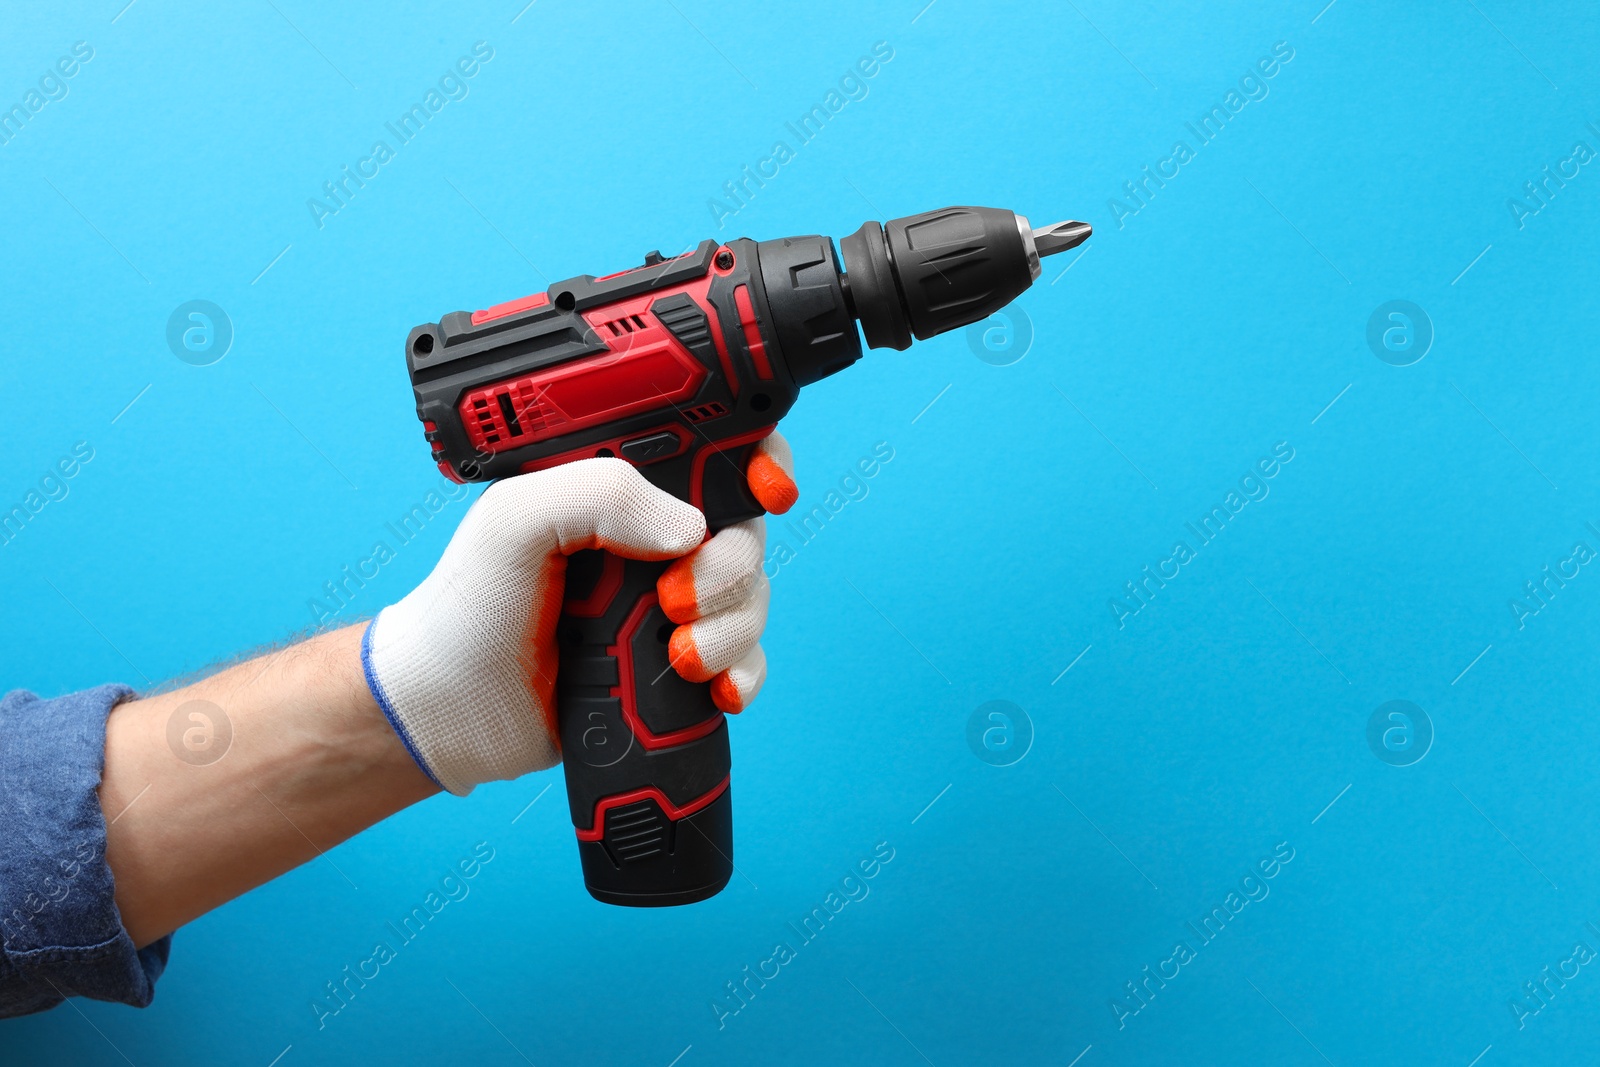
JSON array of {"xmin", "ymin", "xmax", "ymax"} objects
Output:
[
  {"xmin": 360, "ymin": 620, "xmax": 446, "ymax": 791},
  {"xmin": 360, "ymin": 601, "xmax": 560, "ymax": 796}
]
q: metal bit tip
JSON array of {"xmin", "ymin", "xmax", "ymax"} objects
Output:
[{"xmin": 1030, "ymin": 220, "xmax": 1092, "ymax": 257}]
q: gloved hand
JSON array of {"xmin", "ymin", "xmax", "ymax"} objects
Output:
[{"xmin": 361, "ymin": 433, "xmax": 797, "ymax": 796}]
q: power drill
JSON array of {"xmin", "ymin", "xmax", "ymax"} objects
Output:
[{"xmin": 403, "ymin": 206, "xmax": 1089, "ymax": 906}]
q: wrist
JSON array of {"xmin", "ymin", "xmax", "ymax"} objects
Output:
[{"xmin": 102, "ymin": 625, "xmax": 437, "ymax": 946}]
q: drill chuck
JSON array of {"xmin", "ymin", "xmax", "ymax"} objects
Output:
[
  {"xmin": 753, "ymin": 205, "xmax": 1091, "ymax": 383},
  {"xmin": 837, "ymin": 206, "xmax": 1090, "ymax": 352}
]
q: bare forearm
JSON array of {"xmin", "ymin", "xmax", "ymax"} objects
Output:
[{"xmin": 99, "ymin": 624, "xmax": 437, "ymax": 948}]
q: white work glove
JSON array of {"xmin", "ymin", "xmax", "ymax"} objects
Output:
[{"xmin": 361, "ymin": 433, "xmax": 798, "ymax": 796}]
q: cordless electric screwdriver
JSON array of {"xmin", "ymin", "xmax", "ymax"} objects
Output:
[{"xmin": 402, "ymin": 205, "xmax": 1089, "ymax": 907}]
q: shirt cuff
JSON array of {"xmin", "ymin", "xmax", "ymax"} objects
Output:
[{"xmin": 0, "ymin": 685, "xmax": 172, "ymax": 1018}]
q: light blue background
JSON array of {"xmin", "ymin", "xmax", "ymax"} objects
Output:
[{"xmin": 3, "ymin": 1, "xmax": 1599, "ymax": 1064}]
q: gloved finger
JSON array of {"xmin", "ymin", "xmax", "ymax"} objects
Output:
[
  {"xmin": 710, "ymin": 645, "xmax": 767, "ymax": 714},
  {"xmin": 667, "ymin": 573, "xmax": 770, "ymax": 683},
  {"xmin": 657, "ymin": 517, "xmax": 765, "ymax": 624},
  {"xmin": 746, "ymin": 430, "xmax": 798, "ymax": 515},
  {"xmin": 468, "ymin": 456, "xmax": 706, "ymax": 563}
]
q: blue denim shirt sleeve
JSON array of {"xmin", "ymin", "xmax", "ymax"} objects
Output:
[{"xmin": 0, "ymin": 685, "xmax": 172, "ymax": 1018}]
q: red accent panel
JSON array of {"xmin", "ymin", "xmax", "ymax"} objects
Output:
[
  {"xmin": 594, "ymin": 273, "xmax": 734, "ymax": 394},
  {"xmin": 610, "ymin": 592, "xmax": 724, "ymax": 751},
  {"xmin": 460, "ymin": 336, "xmax": 707, "ymax": 454},
  {"xmin": 472, "ymin": 291, "xmax": 549, "ymax": 325},
  {"xmin": 688, "ymin": 426, "xmax": 775, "ymax": 511},
  {"xmin": 565, "ymin": 552, "xmax": 625, "ymax": 618},
  {"xmin": 463, "ymin": 266, "xmax": 746, "ymax": 456},
  {"xmin": 574, "ymin": 776, "xmax": 730, "ymax": 840},
  {"xmin": 437, "ymin": 460, "xmax": 465, "ymax": 484},
  {"xmin": 732, "ymin": 285, "xmax": 773, "ymax": 380}
]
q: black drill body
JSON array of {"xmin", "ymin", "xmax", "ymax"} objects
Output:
[{"xmin": 404, "ymin": 205, "xmax": 1087, "ymax": 906}]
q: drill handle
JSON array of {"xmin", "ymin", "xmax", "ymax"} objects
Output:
[
  {"xmin": 549, "ymin": 427, "xmax": 778, "ymax": 910},
  {"xmin": 528, "ymin": 429, "xmax": 767, "ymax": 907},
  {"xmin": 556, "ymin": 550, "xmax": 733, "ymax": 905}
]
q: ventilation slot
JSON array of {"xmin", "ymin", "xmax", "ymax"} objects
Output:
[
  {"xmin": 602, "ymin": 314, "xmax": 650, "ymax": 337},
  {"xmin": 471, "ymin": 397, "xmax": 500, "ymax": 445},
  {"xmin": 496, "ymin": 393, "xmax": 525, "ymax": 437},
  {"xmin": 683, "ymin": 402, "xmax": 729, "ymax": 424},
  {"xmin": 471, "ymin": 387, "xmax": 551, "ymax": 447}
]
